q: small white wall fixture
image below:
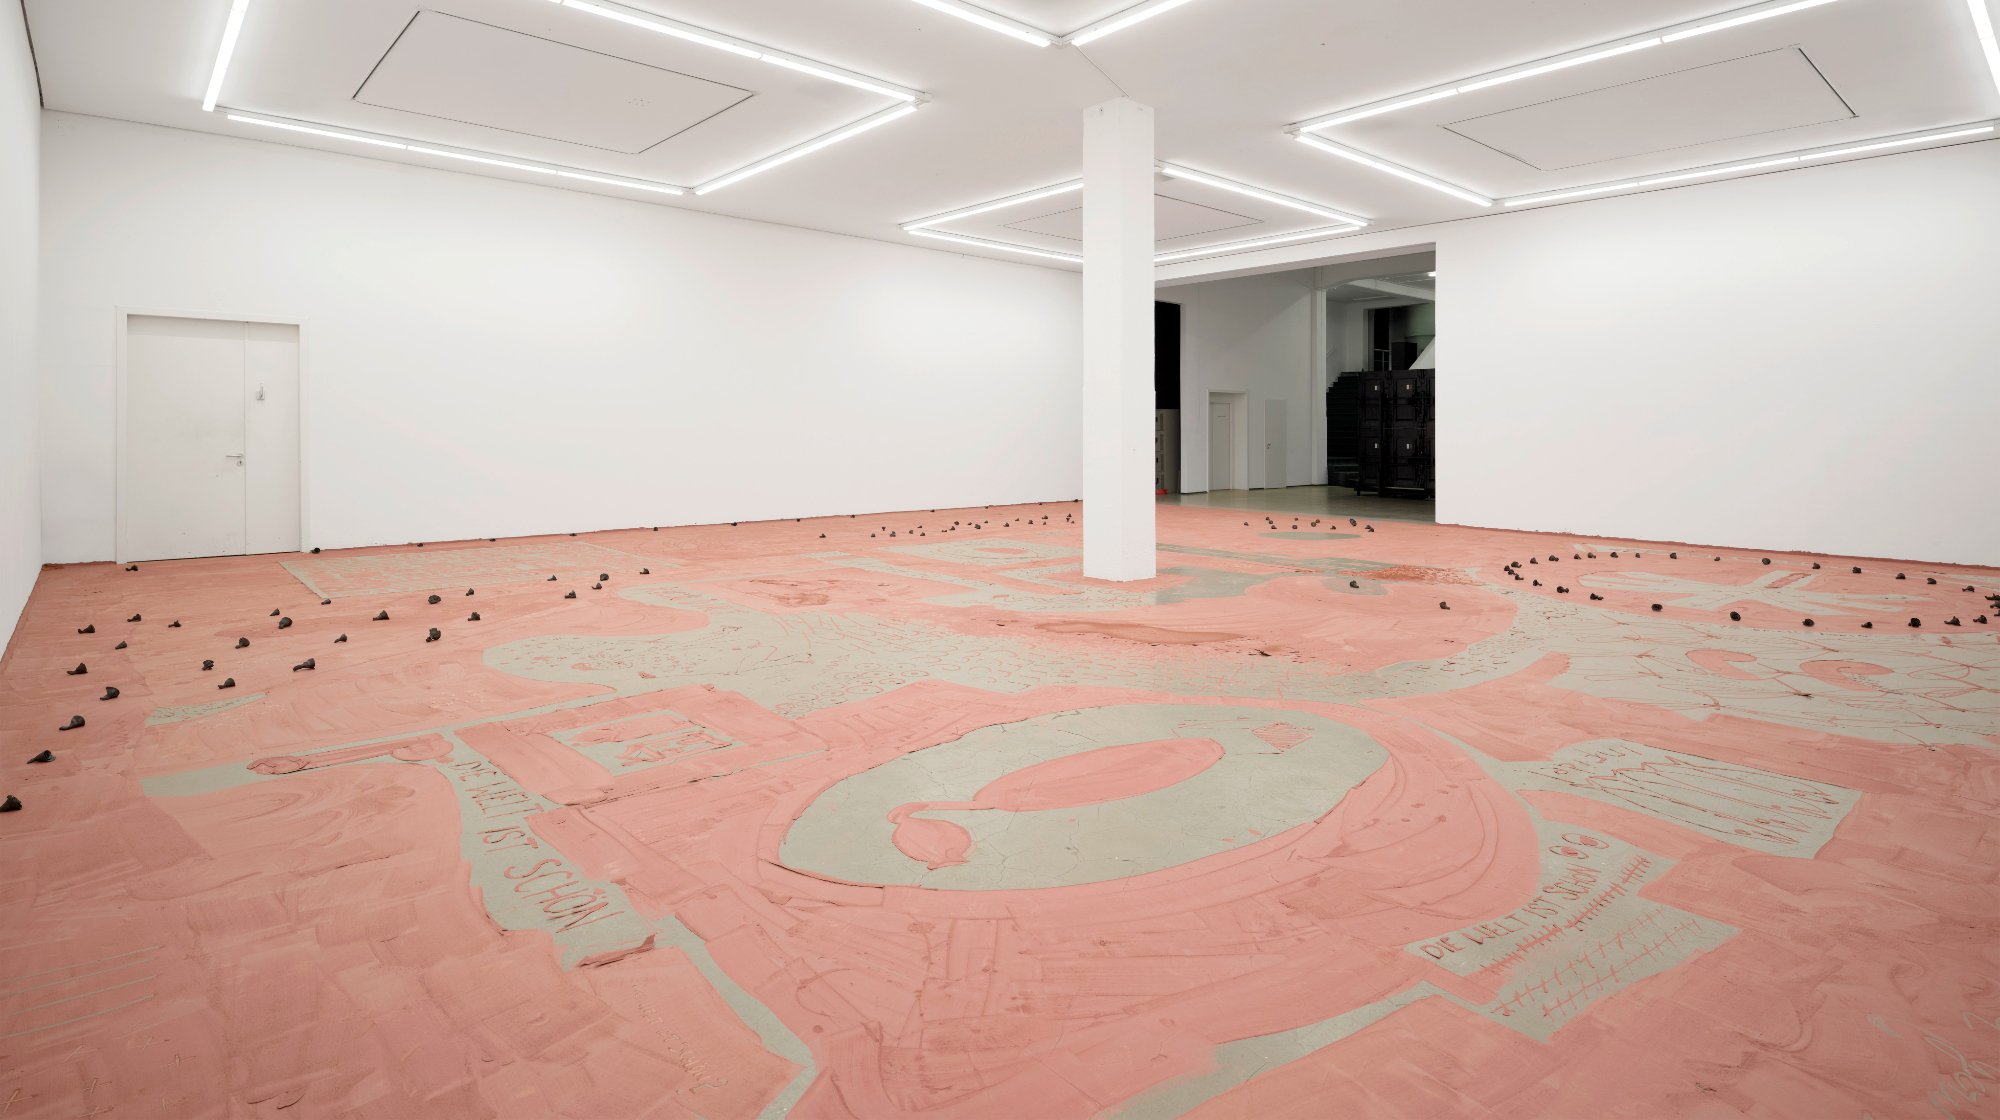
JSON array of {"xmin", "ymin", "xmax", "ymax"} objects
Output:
[{"xmin": 116, "ymin": 308, "xmax": 306, "ymax": 562}]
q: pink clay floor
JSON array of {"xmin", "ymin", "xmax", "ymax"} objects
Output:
[{"xmin": 1, "ymin": 501, "xmax": 1997, "ymax": 1118}]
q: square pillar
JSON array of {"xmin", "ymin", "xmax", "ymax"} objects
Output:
[{"xmin": 1081, "ymin": 97, "xmax": 1157, "ymax": 582}]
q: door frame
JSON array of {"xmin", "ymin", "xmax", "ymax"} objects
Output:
[
  {"xmin": 114, "ymin": 307, "xmax": 311, "ymax": 564},
  {"xmin": 1205, "ymin": 390, "xmax": 1250, "ymax": 493}
]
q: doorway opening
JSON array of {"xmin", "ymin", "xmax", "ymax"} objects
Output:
[
  {"xmin": 118, "ymin": 313, "xmax": 303, "ymax": 562},
  {"xmin": 1323, "ymin": 255, "xmax": 1436, "ymax": 519}
]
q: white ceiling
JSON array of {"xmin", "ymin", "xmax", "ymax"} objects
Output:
[{"xmin": 22, "ymin": 0, "xmax": 2000, "ymax": 272}]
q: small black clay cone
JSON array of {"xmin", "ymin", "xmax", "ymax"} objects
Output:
[
  {"xmin": 1651, "ymin": 604, "xmax": 1663, "ymax": 612},
  {"xmin": 127, "ymin": 613, "xmax": 142, "ymax": 622},
  {"xmin": 78, "ymin": 624, "xmax": 94, "ymax": 634},
  {"xmin": 427, "ymin": 595, "xmax": 441, "ymax": 605},
  {"xmin": 59, "ymin": 715, "xmax": 84, "ymax": 731},
  {"xmin": 373, "ymin": 611, "xmax": 389, "ymax": 621},
  {"xmin": 100, "ymin": 686, "xmax": 119, "ymax": 700},
  {"xmin": 1862, "ymin": 621, "xmax": 1873, "ymax": 629},
  {"xmin": 640, "ymin": 568, "xmax": 650, "ymax": 575},
  {"xmin": 1349, "ymin": 581, "xmax": 1359, "ymax": 589},
  {"xmin": 202, "ymin": 659, "xmax": 214, "ymax": 670},
  {"xmin": 29, "ymin": 750, "xmax": 53, "ymax": 764},
  {"xmin": 169, "ymin": 620, "xmax": 181, "ymax": 628},
  {"xmin": 548, "ymin": 576, "xmax": 557, "ymax": 582},
  {"xmin": 1, "ymin": 795, "xmax": 19, "ymax": 812},
  {"xmin": 218, "ymin": 677, "xmax": 235, "ymax": 689},
  {"xmin": 270, "ymin": 608, "xmax": 281, "ymax": 616},
  {"xmin": 311, "ymin": 547, "xmax": 321, "ymax": 554},
  {"xmin": 1730, "ymin": 611, "xmax": 1741, "ymax": 621},
  {"xmin": 236, "ymin": 637, "xmax": 250, "ymax": 648},
  {"xmin": 334, "ymin": 634, "xmax": 348, "ymax": 644},
  {"xmin": 1438, "ymin": 601, "xmax": 1450, "ymax": 610},
  {"xmin": 465, "ymin": 589, "xmax": 475, "ymax": 596},
  {"xmin": 293, "ymin": 658, "xmax": 316, "ymax": 671},
  {"xmin": 599, "ymin": 574, "xmax": 609, "ymax": 582},
  {"xmin": 1909, "ymin": 618, "xmax": 1922, "ymax": 628},
  {"xmin": 277, "ymin": 617, "xmax": 292, "ymax": 629},
  {"xmin": 114, "ymin": 641, "xmax": 127, "ymax": 650},
  {"xmin": 66, "ymin": 663, "xmax": 87, "ymax": 676},
  {"xmin": 321, "ymin": 599, "xmax": 331, "ymax": 606},
  {"xmin": 1590, "ymin": 593, "xmax": 1604, "ymax": 601},
  {"xmin": 425, "ymin": 628, "xmax": 441, "ymax": 643},
  {"xmin": 564, "ymin": 590, "xmax": 576, "ymax": 599},
  {"xmin": 468, "ymin": 612, "xmax": 481, "ymax": 621}
]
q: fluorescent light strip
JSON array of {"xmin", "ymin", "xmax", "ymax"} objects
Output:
[
  {"xmin": 1505, "ymin": 181, "xmax": 1639, "ymax": 205},
  {"xmin": 555, "ymin": 170, "xmax": 686, "ymax": 195},
  {"xmin": 1154, "ymin": 225, "xmax": 1362, "ymax": 263},
  {"xmin": 1497, "ymin": 124, "xmax": 1996, "ymax": 205},
  {"xmin": 696, "ymin": 104, "xmax": 920, "ymax": 194},
  {"xmin": 224, "ymin": 112, "xmax": 687, "ymax": 193},
  {"xmin": 910, "ymin": 229, "xmax": 1083, "ymax": 262},
  {"xmin": 1662, "ymin": 0, "xmax": 1842, "ymax": 42},
  {"xmin": 1157, "ymin": 163, "xmax": 1370, "ymax": 224},
  {"xmin": 201, "ymin": 0, "xmax": 251, "ymax": 112},
  {"xmin": 1970, "ymin": 0, "xmax": 2000, "ymax": 97},
  {"xmin": 1456, "ymin": 38, "xmax": 1662, "ymax": 93},
  {"xmin": 227, "ymin": 113, "xmax": 408, "ymax": 149},
  {"xmin": 1294, "ymin": 134, "xmax": 1495, "ymax": 206},
  {"xmin": 561, "ymin": 0, "xmax": 921, "ymax": 100},
  {"xmin": 902, "ymin": 180, "xmax": 1084, "ymax": 230},
  {"xmin": 1792, "ymin": 124, "xmax": 1994, "ymax": 160},
  {"xmin": 1303, "ymin": 89, "xmax": 1460, "ymax": 131},
  {"xmin": 756, "ymin": 54, "xmax": 921, "ymax": 102},
  {"xmin": 560, "ymin": 0, "xmax": 760, "ymax": 57},
  {"xmin": 1068, "ymin": 0, "xmax": 1202, "ymax": 46},
  {"xmin": 407, "ymin": 146, "xmax": 561, "ymax": 174},
  {"xmin": 1297, "ymin": 0, "xmax": 1845, "ymax": 131},
  {"xmin": 902, "ymin": 0, "xmax": 1054, "ymax": 46},
  {"xmin": 1637, "ymin": 155, "xmax": 1799, "ymax": 185}
]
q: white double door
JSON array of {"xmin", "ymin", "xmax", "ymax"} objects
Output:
[{"xmin": 124, "ymin": 315, "xmax": 301, "ymax": 561}]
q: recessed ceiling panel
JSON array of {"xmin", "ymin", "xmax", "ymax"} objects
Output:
[
  {"xmin": 355, "ymin": 10, "xmax": 753, "ymax": 155},
  {"xmin": 1444, "ymin": 48, "xmax": 1855, "ymax": 171},
  {"xmin": 1006, "ymin": 194, "xmax": 1260, "ymax": 242}
]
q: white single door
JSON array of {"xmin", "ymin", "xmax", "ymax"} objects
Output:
[
  {"xmin": 1265, "ymin": 399, "xmax": 1287, "ymax": 489},
  {"xmin": 124, "ymin": 316, "xmax": 300, "ymax": 561},
  {"xmin": 1208, "ymin": 401, "xmax": 1233, "ymax": 490}
]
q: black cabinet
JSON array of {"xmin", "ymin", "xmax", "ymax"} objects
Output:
[{"xmin": 1355, "ymin": 371, "xmax": 1433, "ymax": 498}]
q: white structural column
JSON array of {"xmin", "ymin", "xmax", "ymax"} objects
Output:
[{"xmin": 1081, "ymin": 97, "xmax": 1157, "ymax": 581}]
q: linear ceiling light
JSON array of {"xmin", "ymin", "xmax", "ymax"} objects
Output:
[
  {"xmin": 560, "ymin": 0, "xmax": 922, "ymax": 100},
  {"xmin": 909, "ymin": 229, "xmax": 1084, "ymax": 262},
  {"xmin": 902, "ymin": 179, "xmax": 1084, "ymax": 230},
  {"xmin": 1156, "ymin": 163, "xmax": 1371, "ymax": 225},
  {"xmin": 1457, "ymin": 38, "xmax": 1662, "ymax": 93},
  {"xmin": 1970, "ymin": 0, "xmax": 2000, "ymax": 96},
  {"xmin": 202, "ymin": 0, "xmax": 251, "ymax": 112},
  {"xmin": 1663, "ymin": 0, "xmax": 1842, "ymax": 42},
  {"xmin": 1296, "ymin": 0, "xmax": 1845, "ymax": 133},
  {"xmin": 1068, "ymin": 0, "xmax": 1203, "ymax": 46},
  {"xmin": 1494, "ymin": 123, "xmax": 1996, "ymax": 205},
  {"xmin": 224, "ymin": 111, "xmax": 687, "ymax": 193},
  {"xmin": 1154, "ymin": 225, "xmax": 1362, "ymax": 263},
  {"xmin": 226, "ymin": 113, "xmax": 409, "ymax": 149},
  {"xmin": 902, "ymin": 0, "xmax": 1055, "ymax": 46},
  {"xmin": 1294, "ymin": 134, "xmax": 1495, "ymax": 206},
  {"xmin": 696, "ymin": 104, "xmax": 919, "ymax": 194}
]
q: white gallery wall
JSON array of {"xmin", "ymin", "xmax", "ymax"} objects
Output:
[
  {"xmin": 38, "ymin": 113, "xmax": 1084, "ymax": 562},
  {"xmin": 1164, "ymin": 270, "xmax": 1320, "ymax": 494},
  {"xmin": 1161, "ymin": 138, "xmax": 2000, "ymax": 566},
  {"xmin": 0, "ymin": 3, "xmax": 40, "ymax": 653},
  {"xmin": 1441, "ymin": 140, "xmax": 2000, "ymax": 566}
]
